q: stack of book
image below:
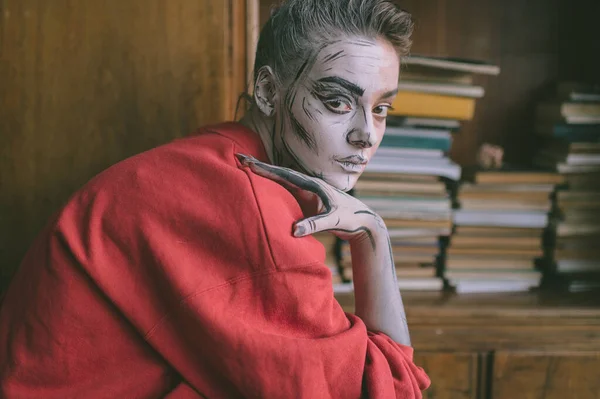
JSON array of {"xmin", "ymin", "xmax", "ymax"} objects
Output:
[
  {"xmin": 333, "ymin": 55, "xmax": 500, "ymax": 293},
  {"xmin": 338, "ymin": 172, "xmax": 451, "ymax": 292},
  {"xmin": 395, "ymin": 55, "xmax": 500, "ymax": 122},
  {"xmin": 534, "ymin": 82, "xmax": 600, "ymax": 292},
  {"xmin": 449, "ymin": 170, "xmax": 563, "ymax": 293}
]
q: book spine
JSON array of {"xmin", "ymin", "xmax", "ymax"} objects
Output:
[
  {"xmin": 389, "ymin": 91, "xmax": 476, "ymax": 120},
  {"xmin": 552, "ymin": 125, "xmax": 600, "ymax": 142},
  {"xmin": 380, "ymin": 135, "xmax": 452, "ymax": 151}
]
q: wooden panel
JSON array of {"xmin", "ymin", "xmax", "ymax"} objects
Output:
[
  {"xmin": 402, "ymin": 0, "xmax": 556, "ymax": 166},
  {"xmin": 246, "ymin": 0, "xmax": 260, "ymax": 85},
  {"xmin": 259, "ymin": 0, "xmax": 274, "ymax": 25},
  {"xmin": 410, "ymin": 325, "xmax": 600, "ymax": 353},
  {"xmin": 413, "ymin": 352, "xmax": 483, "ymax": 399},
  {"xmin": 0, "ymin": 0, "xmax": 246, "ymax": 290},
  {"xmin": 336, "ymin": 291, "xmax": 600, "ymax": 352},
  {"xmin": 493, "ymin": 351, "xmax": 600, "ymax": 399},
  {"xmin": 557, "ymin": 0, "xmax": 600, "ymax": 84}
]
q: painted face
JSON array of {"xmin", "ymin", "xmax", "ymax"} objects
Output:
[{"xmin": 273, "ymin": 37, "xmax": 400, "ymax": 192}]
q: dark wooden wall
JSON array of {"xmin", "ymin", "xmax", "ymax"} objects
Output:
[
  {"xmin": 0, "ymin": 0, "xmax": 247, "ymax": 290},
  {"xmin": 260, "ymin": 0, "xmax": 600, "ymax": 166},
  {"xmin": 403, "ymin": 0, "xmax": 600, "ymax": 167}
]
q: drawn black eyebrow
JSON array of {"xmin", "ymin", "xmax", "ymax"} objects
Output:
[
  {"xmin": 380, "ymin": 88, "xmax": 399, "ymax": 99},
  {"xmin": 316, "ymin": 76, "xmax": 365, "ymax": 97}
]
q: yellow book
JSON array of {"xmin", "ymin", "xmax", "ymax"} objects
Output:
[
  {"xmin": 399, "ymin": 69, "xmax": 474, "ymax": 85},
  {"xmin": 390, "ymin": 91, "xmax": 476, "ymax": 120}
]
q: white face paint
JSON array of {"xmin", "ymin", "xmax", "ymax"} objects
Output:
[{"xmin": 273, "ymin": 37, "xmax": 400, "ymax": 192}]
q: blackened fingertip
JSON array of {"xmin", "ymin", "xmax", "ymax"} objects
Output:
[
  {"xmin": 235, "ymin": 153, "xmax": 249, "ymax": 164},
  {"xmin": 294, "ymin": 224, "xmax": 306, "ymax": 237}
]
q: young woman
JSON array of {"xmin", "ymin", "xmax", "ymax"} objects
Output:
[{"xmin": 0, "ymin": 0, "xmax": 430, "ymax": 397}]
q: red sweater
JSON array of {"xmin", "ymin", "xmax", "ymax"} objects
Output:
[{"xmin": 0, "ymin": 123, "xmax": 430, "ymax": 398}]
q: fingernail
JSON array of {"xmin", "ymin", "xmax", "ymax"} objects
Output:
[{"xmin": 294, "ymin": 224, "xmax": 306, "ymax": 237}]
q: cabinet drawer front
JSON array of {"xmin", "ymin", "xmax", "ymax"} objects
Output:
[
  {"xmin": 493, "ymin": 351, "xmax": 600, "ymax": 399},
  {"xmin": 414, "ymin": 352, "xmax": 485, "ymax": 399}
]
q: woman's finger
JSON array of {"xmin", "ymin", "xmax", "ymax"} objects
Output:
[
  {"xmin": 236, "ymin": 153, "xmax": 333, "ymax": 212},
  {"xmin": 295, "ymin": 213, "xmax": 376, "ymax": 249},
  {"xmin": 293, "ymin": 212, "xmax": 339, "ymax": 237},
  {"xmin": 238, "ymin": 153, "xmax": 314, "ymax": 188},
  {"xmin": 239, "ymin": 155, "xmax": 300, "ymax": 193}
]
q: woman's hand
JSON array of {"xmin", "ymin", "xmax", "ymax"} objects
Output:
[
  {"xmin": 236, "ymin": 153, "xmax": 386, "ymax": 248},
  {"xmin": 237, "ymin": 152, "xmax": 411, "ymax": 345}
]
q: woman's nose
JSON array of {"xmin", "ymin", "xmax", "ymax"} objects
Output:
[
  {"xmin": 346, "ymin": 108, "xmax": 378, "ymax": 148},
  {"xmin": 346, "ymin": 128, "xmax": 374, "ymax": 148}
]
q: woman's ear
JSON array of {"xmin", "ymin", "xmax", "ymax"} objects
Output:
[{"xmin": 253, "ymin": 66, "xmax": 279, "ymax": 117}]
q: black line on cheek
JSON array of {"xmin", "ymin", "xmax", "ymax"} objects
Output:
[
  {"xmin": 283, "ymin": 56, "xmax": 322, "ymax": 154},
  {"xmin": 302, "ymin": 97, "xmax": 317, "ymax": 122},
  {"xmin": 282, "ymin": 138, "xmax": 315, "ymax": 177},
  {"xmin": 279, "ymin": 43, "xmax": 335, "ymax": 169},
  {"xmin": 285, "ymin": 86, "xmax": 298, "ymax": 111},
  {"xmin": 289, "ymin": 113, "xmax": 318, "ymax": 152}
]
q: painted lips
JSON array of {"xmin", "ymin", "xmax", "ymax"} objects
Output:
[{"xmin": 335, "ymin": 155, "xmax": 368, "ymax": 173}]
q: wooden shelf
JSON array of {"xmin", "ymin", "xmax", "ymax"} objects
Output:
[
  {"xmin": 338, "ymin": 290, "xmax": 600, "ymax": 397},
  {"xmin": 336, "ymin": 290, "xmax": 600, "ymax": 352}
]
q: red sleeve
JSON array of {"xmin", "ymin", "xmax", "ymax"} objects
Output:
[
  {"xmin": 143, "ymin": 265, "xmax": 430, "ymax": 399},
  {"xmin": 364, "ymin": 332, "xmax": 430, "ymax": 398}
]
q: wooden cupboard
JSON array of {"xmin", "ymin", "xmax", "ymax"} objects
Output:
[
  {"xmin": 492, "ymin": 352, "xmax": 600, "ymax": 399},
  {"xmin": 413, "ymin": 352, "xmax": 485, "ymax": 399},
  {"xmin": 0, "ymin": 0, "xmax": 248, "ymax": 289},
  {"xmin": 336, "ymin": 291, "xmax": 600, "ymax": 399}
]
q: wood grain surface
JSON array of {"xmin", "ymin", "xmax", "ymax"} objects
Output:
[{"xmin": 0, "ymin": 0, "xmax": 247, "ymax": 288}]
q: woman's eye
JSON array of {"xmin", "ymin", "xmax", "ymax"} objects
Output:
[
  {"xmin": 323, "ymin": 98, "xmax": 352, "ymax": 114},
  {"xmin": 373, "ymin": 105, "xmax": 391, "ymax": 117}
]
